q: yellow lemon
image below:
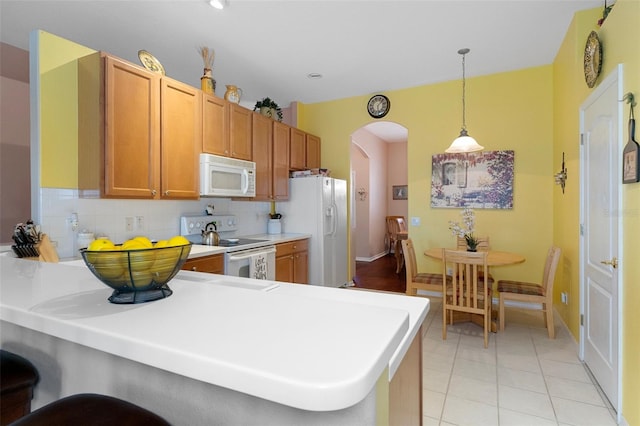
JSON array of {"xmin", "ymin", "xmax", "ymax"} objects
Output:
[
  {"xmin": 87, "ymin": 239, "xmax": 115, "ymax": 251},
  {"xmin": 154, "ymin": 240, "xmax": 169, "ymax": 248},
  {"xmin": 133, "ymin": 236, "xmax": 154, "ymax": 248},
  {"xmin": 129, "ymin": 270, "xmax": 154, "ymax": 289},
  {"xmin": 121, "ymin": 239, "xmax": 147, "ymax": 250},
  {"xmin": 168, "ymin": 235, "xmax": 190, "ymax": 247}
]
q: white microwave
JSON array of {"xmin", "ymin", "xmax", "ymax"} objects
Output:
[{"xmin": 200, "ymin": 153, "xmax": 256, "ymax": 198}]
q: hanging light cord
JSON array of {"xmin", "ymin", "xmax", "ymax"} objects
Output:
[
  {"xmin": 457, "ymin": 48, "xmax": 471, "ymax": 136},
  {"xmin": 461, "ymin": 51, "xmax": 467, "ymax": 132}
]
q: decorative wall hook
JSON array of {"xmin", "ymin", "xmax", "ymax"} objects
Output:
[
  {"xmin": 357, "ymin": 187, "xmax": 368, "ymax": 201},
  {"xmin": 554, "ymin": 152, "xmax": 568, "ymax": 193}
]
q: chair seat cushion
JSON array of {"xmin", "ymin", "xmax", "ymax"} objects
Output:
[
  {"xmin": 414, "ymin": 272, "xmax": 444, "ymax": 285},
  {"xmin": 498, "ymin": 280, "xmax": 544, "ymax": 296},
  {"xmin": 10, "ymin": 393, "xmax": 170, "ymax": 426},
  {"xmin": 0, "ymin": 350, "xmax": 40, "ymax": 394}
]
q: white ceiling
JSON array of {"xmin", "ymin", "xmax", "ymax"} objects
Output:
[{"xmin": 0, "ymin": 0, "xmax": 601, "ymax": 142}]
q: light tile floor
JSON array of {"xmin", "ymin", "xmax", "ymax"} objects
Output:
[{"xmin": 420, "ymin": 297, "xmax": 618, "ymax": 426}]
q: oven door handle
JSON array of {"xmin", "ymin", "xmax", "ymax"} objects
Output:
[{"xmin": 227, "ymin": 247, "xmax": 276, "ymax": 262}]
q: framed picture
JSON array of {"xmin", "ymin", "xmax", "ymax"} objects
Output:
[
  {"xmin": 431, "ymin": 150, "xmax": 514, "ymax": 209},
  {"xmin": 623, "ymin": 140, "xmax": 639, "ymax": 184},
  {"xmin": 392, "ymin": 185, "xmax": 408, "ymax": 200}
]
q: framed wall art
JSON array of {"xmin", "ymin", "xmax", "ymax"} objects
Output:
[
  {"xmin": 431, "ymin": 150, "xmax": 514, "ymax": 209},
  {"xmin": 623, "ymin": 102, "xmax": 639, "ymax": 184},
  {"xmin": 392, "ymin": 185, "xmax": 408, "ymax": 200},
  {"xmin": 623, "ymin": 138, "xmax": 639, "ymax": 183}
]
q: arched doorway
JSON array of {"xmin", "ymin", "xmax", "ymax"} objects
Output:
[{"xmin": 350, "ymin": 121, "xmax": 408, "ymax": 278}]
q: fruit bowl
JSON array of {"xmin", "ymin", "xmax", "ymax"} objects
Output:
[{"xmin": 80, "ymin": 243, "xmax": 192, "ymax": 304}]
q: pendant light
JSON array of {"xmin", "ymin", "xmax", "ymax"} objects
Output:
[{"xmin": 446, "ymin": 48, "xmax": 484, "ymax": 153}]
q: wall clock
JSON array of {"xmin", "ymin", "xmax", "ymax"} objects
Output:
[
  {"xmin": 367, "ymin": 94, "xmax": 390, "ymax": 119},
  {"xmin": 583, "ymin": 31, "xmax": 602, "ymax": 88}
]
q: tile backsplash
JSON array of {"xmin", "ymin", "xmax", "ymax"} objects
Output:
[{"xmin": 39, "ymin": 188, "xmax": 273, "ymax": 259}]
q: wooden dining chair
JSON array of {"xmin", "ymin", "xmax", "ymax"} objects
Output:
[
  {"xmin": 385, "ymin": 216, "xmax": 405, "ymax": 254},
  {"xmin": 455, "ymin": 236, "xmax": 494, "ymax": 284},
  {"xmin": 442, "ymin": 249, "xmax": 492, "ymax": 348},
  {"xmin": 497, "ymin": 246, "xmax": 561, "ymax": 338},
  {"xmin": 402, "ymin": 239, "xmax": 444, "ymax": 296}
]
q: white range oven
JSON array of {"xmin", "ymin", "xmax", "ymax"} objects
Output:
[{"xmin": 180, "ymin": 215, "xmax": 276, "ymax": 280}]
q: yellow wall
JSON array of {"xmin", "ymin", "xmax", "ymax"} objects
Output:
[
  {"xmin": 300, "ymin": 3, "xmax": 639, "ymax": 421},
  {"xmin": 554, "ymin": 1, "xmax": 640, "ymax": 423},
  {"xmin": 301, "ymin": 66, "xmax": 555, "ymax": 288},
  {"xmin": 37, "ymin": 30, "xmax": 95, "ymax": 188}
]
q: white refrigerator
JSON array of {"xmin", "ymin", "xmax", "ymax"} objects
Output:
[{"xmin": 279, "ymin": 176, "xmax": 348, "ymax": 287}]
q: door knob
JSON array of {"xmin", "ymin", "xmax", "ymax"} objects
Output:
[{"xmin": 600, "ymin": 258, "xmax": 618, "ymax": 268}]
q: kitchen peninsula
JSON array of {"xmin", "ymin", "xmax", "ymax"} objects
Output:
[{"xmin": 0, "ymin": 256, "xmax": 428, "ymax": 425}]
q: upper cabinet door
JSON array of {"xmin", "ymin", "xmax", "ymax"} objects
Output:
[
  {"xmin": 229, "ymin": 103, "xmax": 253, "ymax": 161},
  {"xmin": 202, "ymin": 94, "xmax": 229, "ymax": 156},
  {"xmin": 273, "ymin": 121, "xmax": 290, "ymax": 200},
  {"xmin": 290, "ymin": 127, "xmax": 306, "ymax": 170},
  {"xmin": 104, "ymin": 55, "xmax": 160, "ymax": 198},
  {"xmin": 160, "ymin": 77, "xmax": 201, "ymax": 200},
  {"xmin": 306, "ymin": 133, "xmax": 321, "ymax": 169},
  {"xmin": 252, "ymin": 112, "xmax": 273, "ymax": 200}
]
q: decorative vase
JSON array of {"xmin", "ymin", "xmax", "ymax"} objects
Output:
[
  {"xmin": 260, "ymin": 106, "xmax": 276, "ymax": 118},
  {"xmin": 224, "ymin": 85, "xmax": 242, "ymax": 104},
  {"xmin": 200, "ymin": 68, "xmax": 216, "ymax": 95}
]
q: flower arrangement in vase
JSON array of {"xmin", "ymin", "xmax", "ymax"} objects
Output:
[
  {"xmin": 199, "ymin": 46, "xmax": 216, "ymax": 95},
  {"xmin": 448, "ymin": 207, "xmax": 479, "ymax": 251}
]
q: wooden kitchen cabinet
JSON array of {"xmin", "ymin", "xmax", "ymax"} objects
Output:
[
  {"xmin": 253, "ymin": 115, "xmax": 290, "ymax": 201},
  {"xmin": 272, "ymin": 121, "xmax": 290, "ymax": 200},
  {"xmin": 289, "ymin": 127, "xmax": 306, "ymax": 170},
  {"xmin": 229, "ymin": 103, "xmax": 253, "ymax": 161},
  {"xmin": 202, "ymin": 93, "xmax": 229, "ymax": 156},
  {"xmin": 289, "ymin": 127, "xmax": 321, "ymax": 170},
  {"xmin": 79, "ymin": 53, "xmax": 200, "ymax": 200},
  {"xmin": 202, "ymin": 96, "xmax": 253, "ymax": 162},
  {"xmin": 305, "ymin": 133, "xmax": 321, "ymax": 169},
  {"xmin": 181, "ymin": 254, "xmax": 224, "ymax": 274},
  {"xmin": 275, "ymin": 239, "xmax": 308, "ymax": 284},
  {"xmin": 160, "ymin": 78, "xmax": 202, "ymax": 199}
]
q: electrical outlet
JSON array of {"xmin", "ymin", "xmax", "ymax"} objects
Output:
[
  {"xmin": 135, "ymin": 216, "xmax": 144, "ymax": 231},
  {"xmin": 561, "ymin": 292, "xmax": 568, "ymax": 304},
  {"xmin": 125, "ymin": 217, "xmax": 134, "ymax": 232},
  {"xmin": 447, "ymin": 267, "xmax": 453, "ymax": 275},
  {"xmin": 411, "ymin": 217, "xmax": 421, "ymax": 226}
]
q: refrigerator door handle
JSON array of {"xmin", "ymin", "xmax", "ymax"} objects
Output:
[{"xmin": 328, "ymin": 203, "xmax": 338, "ymax": 236}]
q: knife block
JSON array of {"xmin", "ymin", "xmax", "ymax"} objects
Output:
[{"xmin": 12, "ymin": 234, "xmax": 59, "ymax": 263}]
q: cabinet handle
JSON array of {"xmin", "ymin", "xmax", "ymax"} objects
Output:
[
  {"xmin": 151, "ymin": 190, "xmax": 157, "ymax": 196},
  {"xmin": 191, "ymin": 266, "xmax": 197, "ymax": 271},
  {"xmin": 165, "ymin": 190, "xmax": 170, "ymax": 196}
]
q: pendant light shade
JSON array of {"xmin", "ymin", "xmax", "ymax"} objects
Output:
[{"xmin": 446, "ymin": 48, "xmax": 484, "ymax": 153}]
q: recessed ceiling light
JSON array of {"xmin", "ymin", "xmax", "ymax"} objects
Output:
[
  {"xmin": 209, "ymin": 0, "xmax": 225, "ymax": 10},
  {"xmin": 307, "ymin": 73, "xmax": 322, "ymax": 79}
]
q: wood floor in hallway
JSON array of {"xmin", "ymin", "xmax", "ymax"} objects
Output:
[{"xmin": 353, "ymin": 254, "xmax": 406, "ymax": 293}]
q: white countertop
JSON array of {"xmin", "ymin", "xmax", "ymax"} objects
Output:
[{"xmin": 0, "ymin": 256, "xmax": 428, "ymax": 412}]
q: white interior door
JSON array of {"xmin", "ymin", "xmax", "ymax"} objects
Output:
[{"xmin": 580, "ymin": 65, "xmax": 622, "ymax": 415}]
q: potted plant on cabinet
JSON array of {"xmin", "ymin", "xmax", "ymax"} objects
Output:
[{"xmin": 254, "ymin": 97, "xmax": 283, "ymax": 121}]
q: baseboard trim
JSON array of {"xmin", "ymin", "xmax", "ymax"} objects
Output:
[{"xmin": 355, "ymin": 252, "xmax": 389, "ymax": 263}]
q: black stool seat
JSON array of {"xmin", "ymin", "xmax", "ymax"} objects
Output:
[
  {"xmin": 0, "ymin": 350, "xmax": 40, "ymax": 425},
  {"xmin": 9, "ymin": 393, "xmax": 170, "ymax": 426}
]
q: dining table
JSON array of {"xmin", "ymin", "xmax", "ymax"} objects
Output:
[{"xmin": 423, "ymin": 247, "xmax": 526, "ymax": 332}]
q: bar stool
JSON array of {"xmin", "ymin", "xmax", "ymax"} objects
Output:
[
  {"xmin": 9, "ymin": 393, "xmax": 170, "ymax": 426},
  {"xmin": 0, "ymin": 350, "xmax": 40, "ymax": 425}
]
